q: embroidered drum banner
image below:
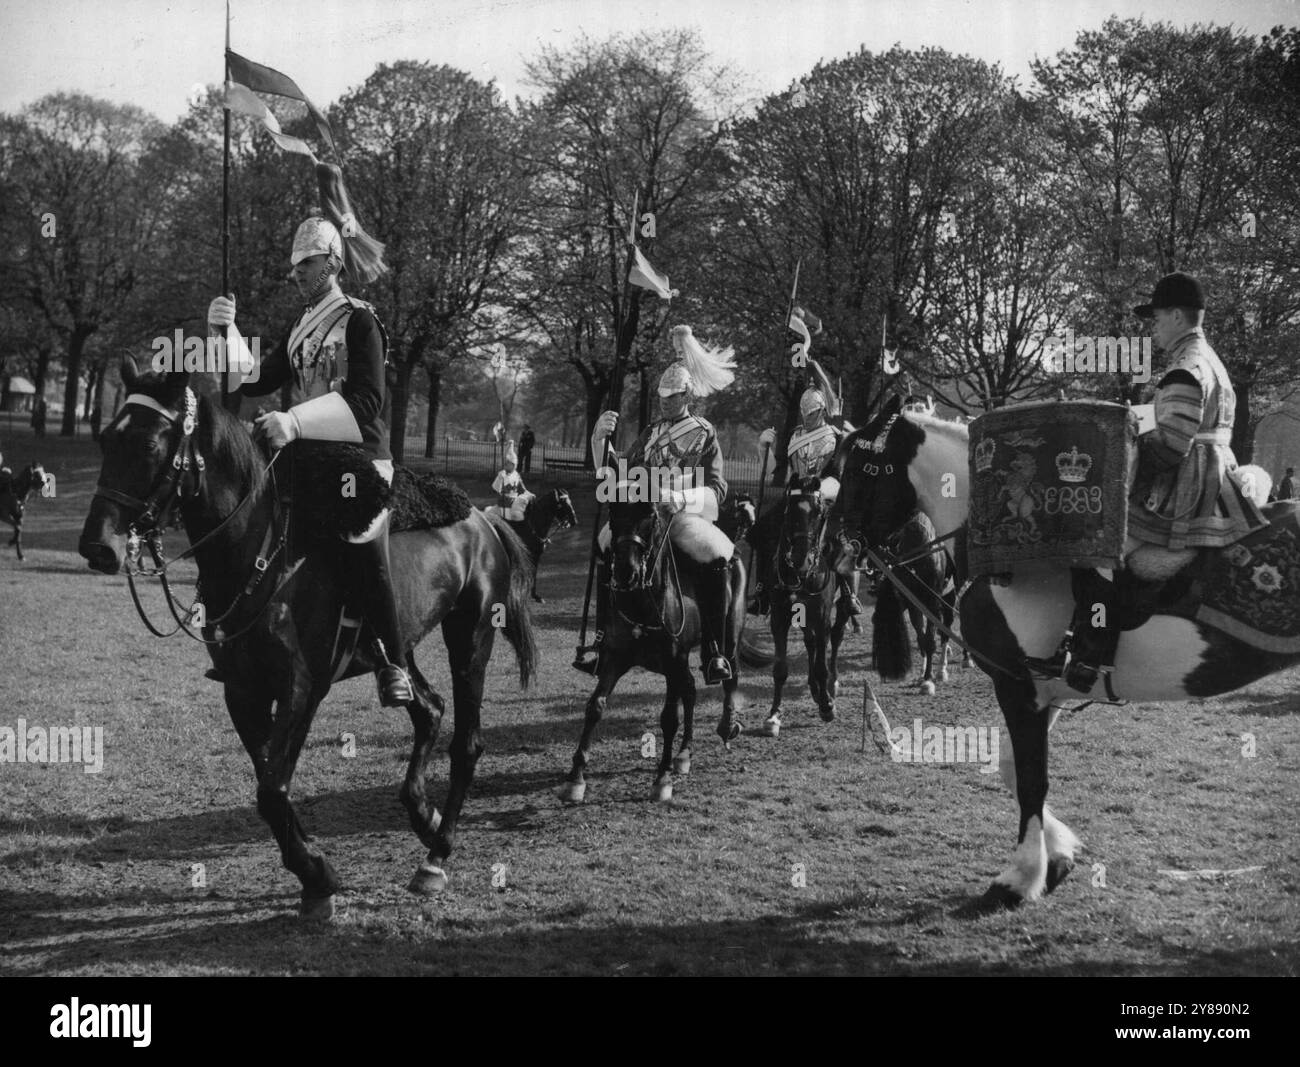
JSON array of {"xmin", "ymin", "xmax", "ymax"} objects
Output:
[{"xmin": 967, "ymin": 401, "xmax": 1136, "ymax": 576}]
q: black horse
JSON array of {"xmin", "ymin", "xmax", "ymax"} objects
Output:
[
  {"xmin": 759, "ymin": 476, "xmax": 852, "ymax": 736},
  {"xmin": 80, "ymin": 363, "xmax": 537, "ymax": 919},
  {"xmin": 861, "ymin": 509, "xmax": 973, "ymax": 694},
  {"xmin": 506, "ymin": 488, "xmax": 579, "ymax": 602},
  {"xmin": 1, "ymin": 461, "xmax": 49, "ymax": 561},
  {"xmin": 560, "ymin": 496, "xmax": 746, "ymax": 803}
]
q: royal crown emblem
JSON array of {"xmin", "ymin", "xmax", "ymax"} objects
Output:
[
  {"xmin": 974, "ymin": 436, "xmax": 996, "ymax": 473},
  {"xmin": 1055, "ymin": 446, "xmax": 1092, "ymax": 483}
]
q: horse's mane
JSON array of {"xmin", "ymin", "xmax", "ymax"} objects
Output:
[
  {"xmin": 194, "ymin": 391, "xmax": 265, "ymax": 492},
  {"xmin": 903, "ymin": 410, "xmax": 970, "ymax": 440}
]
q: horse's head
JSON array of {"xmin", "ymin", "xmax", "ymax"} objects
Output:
[
  {"xmin": 776, "ymin": 475, "xmax": 829, "ymax": 588},
  {"xmin": 607, "ymin": 496, "xmax": 658, "ymax": 593},
  {"xmin": 553, "ymin": 489, "xmax": 579, "ymax": 531},
  {"xmin": 724, "ymin": 493, "xmax": 757, "ymax": 542},
  {"xmin": 830, "ymin": 394, "xmax": 925, "ymax": 576},
  {"xmin": 79, "ymin": 360, "xmax": 203, "ymax": 574}
]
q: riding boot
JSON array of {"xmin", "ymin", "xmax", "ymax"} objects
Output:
[
  {"xmin": 341, "ymin": 531, "xmax": 414, "ymax": 707},
  {"xmin": 747, "ymin": 545, "xmax": 772, "ymax": 616},
  {"xmin": 573, "ymin": 555, "xmax": 609, "ymax": 675},
  {"xmin": 838, "ymin": 573, "xmax": 864, "ymax": 616},
  {"xmin": 698, "ymin": 556, "xmax": 734, "ymax": 685},
  {"xmin": 1024, "ymin": 568, "xmax": 1121, "ymax": 694}
]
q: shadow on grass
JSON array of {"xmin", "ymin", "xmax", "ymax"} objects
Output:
[{"xmin": 1, "ymin": 882, "xmax": 1292, "ymax": 977}]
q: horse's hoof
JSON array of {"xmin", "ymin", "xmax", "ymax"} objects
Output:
[
  {"xmin": 717, "ymin": 720, "xmax": 741, "ymax": 743},
  {"xmin": 652, "ymin": 778, "xmax": 673, "ymax": 802},
  {"xmin": 980, "ymin": 882, "xmax": 1024, "ymax": 911},
  {"xmin": 1045, "ymin": 856, "xmax": 1075, "ymax": 894},
  {"xmin": 300, "ymin": 894, "xmax": 336, "ymax": 922},
  {"xmin": 819, "ymin": 703, "xmax": 836, "ymax": 723},
  {"xmin": 919, "ymin": 680, "xmax": 937, "ymax": 696},
  {"xmin": 559, "ymin": 779, "xmax": 586, "ymax": 804},
  {"xmin": 408, "ymin": 862, "xmax": 448, "ymax": 895},
  {"xmin": 672, "ymin": 753, "xmax": 691, "ymax": 775},
  {"xmin": 761, "ymin": 715, "xmax": 781, "ymax": 738}
]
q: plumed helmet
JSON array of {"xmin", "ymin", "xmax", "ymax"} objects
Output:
[
  {"xmin": 657, "ymin": 362, "xmax": 692, "ymax": 397},
  {"xmin": 800, "ymin": 387, "xmax": 827, "ymax": 417},
  {"xmin": 291, "ymin": 216, "xmax": 343, "ymax": 266}
]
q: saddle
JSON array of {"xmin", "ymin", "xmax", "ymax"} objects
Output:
[
  {"xmin": 1076, "ymin": 502, "xmax": 1300, "ymax": 653},
  {"xmin": 282, "ymin": 441, "xmax": 471, "ymax": 546}
]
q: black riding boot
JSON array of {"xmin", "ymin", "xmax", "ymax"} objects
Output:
[
  {"xmin": 1025, "ymin": 568, "xmax": 1121, "ymax": 694},
  {"xmin": 573, "ymin": 556, "xmax": 609, "ymax": 675},
  {"xmin": 698, "ymin": 556, "xmax": 734, "ymax": 685},
  {"xmin": 747, "ymin": 545, "xmax": 772, "ymax": 616},
  {"xmin": 342, "ymin": 532, "xmax": 414, "ymax": 707}
]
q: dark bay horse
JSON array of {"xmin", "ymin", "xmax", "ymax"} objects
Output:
[
  {"xmin": 560, "ymin": 497, "xmax": 746, "ymax": 804},
  {"xmin": 760, "ymin": 477, "xmax": 852, "ymax": 737},
  {"xmin": 866, "ymin": 509, "xmax": 971, "ymax": 695},
  {"xmin": 1, "ymin": 461, "xmax": 49, "ymax": 561},
  {"xmin": 507, "ymin": 488, "xmax": 579, "ymax": 603},
  {"xmin": 831, "ymin": 394, "xmax": 1300, "ymax": 908},
  {"xmin": 79, "ymin": 363, "xmax": 537, "ymax": 919}
]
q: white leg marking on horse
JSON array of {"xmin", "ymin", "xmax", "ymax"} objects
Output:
[
  {"xmin": 1043, "ymin": 805, "xmax": 1081, "ymax": 862},
  {"xmin": 990, "ymin": 572, "xmax": 1074, "ymax": 660},
  {"xmin": 995, "ymin": 814, "xmax": 1048, "ymax": 901}
]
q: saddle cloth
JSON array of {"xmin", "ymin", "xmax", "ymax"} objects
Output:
[
  {"xmin": 1101, "ymin": 502, "xmax": 1300, "ymax": 653},
  {"xmin": 284, "ymin": 441, "xmax": 472, "ymax": 542}
]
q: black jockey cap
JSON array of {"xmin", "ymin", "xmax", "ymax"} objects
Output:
[{"xmin": 1133, "ymin": 271, "xmax": 1206, "ymax": 319}]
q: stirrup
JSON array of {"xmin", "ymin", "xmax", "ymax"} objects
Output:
[
  {"xmin": 572, "ymin": 641, "xmax": 602, "ymax": 675},
  {"xmin": 377, "ymin": 665, "xmax": 414, "ymax": 707},
  {"xmin": 703, "ymin": 655, "xmax": 732, "ymax": 686}
]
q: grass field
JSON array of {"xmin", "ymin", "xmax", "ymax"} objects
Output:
[{"xmin": 1, "ymin": 426, "xmax": 1297, "ymax": 976}]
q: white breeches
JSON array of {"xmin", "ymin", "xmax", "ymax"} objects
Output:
[
  {"xmin": 345, "ymin": 459, "xmax": 394, "ymax": 544},
  {"xmin": 598, "ymin": 513, "xmax": 734, "ymax": 564}
]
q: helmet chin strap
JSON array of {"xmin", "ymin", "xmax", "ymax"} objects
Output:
[{"xmin": 303, "ymin": 254, "xmax": 342, "ymax": 305}]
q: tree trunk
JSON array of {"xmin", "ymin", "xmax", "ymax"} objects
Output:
[
  {"xmin": 424, "ymin": 366, "xmax": 442, "ymax": 458},
  {"xmin": 34, "ymin": 345, "xmax": 51, "ymax": 399},
  {"xmin": 1233, "ymin": 367, "xmax": 1254, "ymax": 462},
  {"xmin": 61, "ymin": 325, "xmax": 94, "ymax": 436},
  {"xmin": 390, "ymin": 358, "xmax": 415, "ymax": 463}
]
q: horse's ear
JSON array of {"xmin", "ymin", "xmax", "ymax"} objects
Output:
[
  {"xmin": 164, "ymin": 369, "xmax": 190, "ymax": 397},
  {"xmin": 120, "ymin": 355, "xmax": 139, "ymax": 389}
]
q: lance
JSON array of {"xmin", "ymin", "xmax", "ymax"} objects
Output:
[
  {"xmin": 574, "ymin": 189, "xmax": 640, "ymax": 670},
  {"xmin": 218, "ymin": 3, "xmax": 240, "ymax": 414}
]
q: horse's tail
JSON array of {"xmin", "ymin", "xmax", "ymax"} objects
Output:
[
  {"xmin": 485, "ymin": 510, "xmax": 538, "ymax": 688},
  {"xmin": 872, "ymin": 576, "xmax": 913, "ymax": 681}
]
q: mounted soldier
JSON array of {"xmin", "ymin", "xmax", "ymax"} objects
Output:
[
  {"xmin": 1029, "ymin": 271, "xmax": 1269, "ymax": 691},
  {"xmin": 575, "ymin": 324, "xmax": 738, "ymax": 684},
  {"xmin": 208, "ymin": 163, "xmax": 414, "ymax": 707},
  {"xmin": 748, "ymin": 359, "xmax": 863, "ymax": 619}
]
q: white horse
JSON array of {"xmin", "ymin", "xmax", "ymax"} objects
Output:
[{"xmin": 830, "ymin": 395, "xmax": 1297, "ymax": 907}]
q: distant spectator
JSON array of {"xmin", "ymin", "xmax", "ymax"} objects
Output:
[
  {"xmin": 486, "ymin": 440, "xmax": 533, "ymax": 521},
  {"xmin": 518, "ymin": 424, "xmax": 535, "ymax": 474},
  {"xmin": 90, "ymin": 404, "xmax": 103, "ymax": 442},
  {"xmin": 1279, "ymin": 467, "xmax": 1296, "ymax": 501},
  {"xmin": 31, "ymin": 396, "xmax": 46, "ymax": 438}
]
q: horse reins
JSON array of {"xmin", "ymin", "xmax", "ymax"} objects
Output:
[{"xmin": 95, "ymin": 389, "xmax": 294, "ymax": 645}]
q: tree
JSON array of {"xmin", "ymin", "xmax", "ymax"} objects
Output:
[{"xmin": 332, "ymin": 62, "xmax": 530, "ymax": 459}]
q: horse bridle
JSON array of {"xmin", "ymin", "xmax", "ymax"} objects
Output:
[
  {"xmin": 611, "ymin": 512, "xmax": 686, "ymax": 638},
  {"xmin": 94, "ymin": 388, "xmax": 289, "ymax": 645},
  {"xmin": 776, "ymin": 485, "xmax": 832, "ymax": 594}
]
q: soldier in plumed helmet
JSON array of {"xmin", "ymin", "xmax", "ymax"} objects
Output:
[
  {"xmin": 748, "ymin": 360, "xmax": 863, "ymax": 619},
  {"xmin": 209, "ymin": 163, "xmax": 415, "ymax": 708},
  {"xmin": 576, "ymin": 325, "xmax": 739, "ymax": 684}
]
